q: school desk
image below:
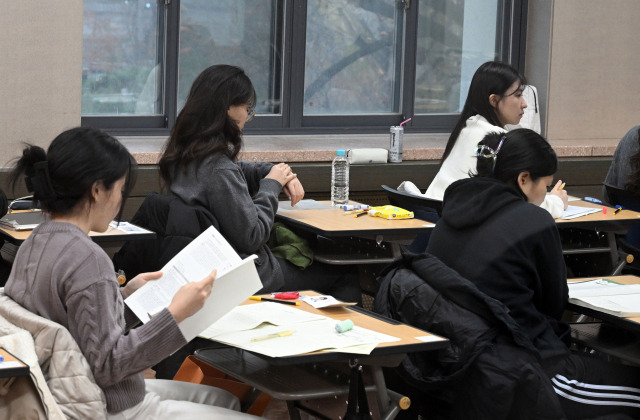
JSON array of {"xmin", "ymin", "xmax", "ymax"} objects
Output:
[
  {"xmin": 195, "ymin": 291, "xmax": 448, "ymax": 420},
  {"xmin": 276, "ymin": 201, "xmax": 434, "ymax": 265},
  {"xmin": 568, "ymin": 275, "xmax": 640, "ymax": 365},
  {"xmin": 0, "ymin": 219, "xmax": 155, "ymax": 247},
  {"xmin": 0, "ymin": 347, "xmax": 29, "ymax": 378},
  {"xmin": 557, "ymin": 199, "xmax": 640, "ymax": 275}
]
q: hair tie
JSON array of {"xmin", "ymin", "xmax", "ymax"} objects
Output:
[
  {"xmin": 26, "ymin": 161, "xmax": 56, "ymax": 201},
  {"xmin": 475, "ymin": 135, "xmax": 506, "ymax": 174}
]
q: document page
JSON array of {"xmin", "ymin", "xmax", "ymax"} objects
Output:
[
  {"xmin": 568, "ymin": 279, "xmax": 640, "ymax": 317},
  {"xmin": 211, "ymin": 318, "xmax": 400, "ymax": 358},
  {"xmin": 125, "ymin": 226, "xmax": 263, "ymax": 341},
  {"xmin": 199, "ymin": 301, "xmax": 326, "ymax": 339},
  {"xmin": 560, "ymin": 205, "xmax": 601, "ymax": 220},
  {"xmin": 278, "ymin": 199, "xmax": 334, "ymax": 211},
  {"xmin": 569, "ymin": 279, "xmax": 640, "ymax": 298}
]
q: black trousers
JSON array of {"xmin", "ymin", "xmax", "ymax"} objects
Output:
[{"xmin": 553, "ymin": 352, "xmax": 640, "ymax": 420}]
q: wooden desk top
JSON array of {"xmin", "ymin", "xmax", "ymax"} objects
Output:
[
  {"xmin": 557, "ymin": 199, "xmax": 640, "ymax": 229},
  {"xmin": 276, "ymin": 202, "xmax": 434, "ymax": 239},
  {"xmin": 217, "ymin": 290, "xmax": 448, "ymax": 366},
  {"xmin": 568, "ymin": 275, "xmax": 640, "ymax": 332},
  {"xmin": 0, "ymin": 347, "xmax": 29, "ymax": 378},
  {"xmin": 0, "ymin": 220, "xmax": 155, "ymax": 245}
]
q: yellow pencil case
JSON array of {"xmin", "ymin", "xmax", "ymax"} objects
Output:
[{"xmin": 368, "ymin": 205, "xmax": 414, "ymax": 219}]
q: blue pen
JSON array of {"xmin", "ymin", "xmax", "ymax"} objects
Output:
[{"xmin": 583, "ymin": 197, "xmax": 603, "ymax": 205}]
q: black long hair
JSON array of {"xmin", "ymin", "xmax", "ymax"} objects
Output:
[
  {"xmin": 442, "ymin": 61, "xmax": 526, "ymax": 162},
  {"xmin": 9, "ymin": 127, "xmax": 136, "ymax": 220},
  {"xmin": 159, "ymin": 64, "xmax": 256, "ymax": 187},
  {"xmin": 475, "ymin": 129, "xmax": 557, "ymax": 200},
  {"xmin": 626, "ymin": 127, "xmax": 640, "ymax": 193}
]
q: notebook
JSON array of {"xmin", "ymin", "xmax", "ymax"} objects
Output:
[{"xmin": 0, "ymin": 211, "xmax": 47, "ymax": 231}]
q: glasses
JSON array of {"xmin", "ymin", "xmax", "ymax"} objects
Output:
[{"xmin": 246, "ymin": 107, "xmax": 256, "ymax": 123}]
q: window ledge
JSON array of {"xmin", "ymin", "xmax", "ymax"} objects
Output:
[{"xmin": 118, "ymin": 133, "xmax": 620, "ymax": 165}]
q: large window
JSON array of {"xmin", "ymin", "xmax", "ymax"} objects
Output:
[{"xmin": 82, "ymin": 0, "xmax": 527, "ymax": 134}]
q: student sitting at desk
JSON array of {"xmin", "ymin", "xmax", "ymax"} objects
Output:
[
  {"xmin": 603, "ymin": 125, "xmax": 640, "ymax": 201},
  {"xmin": 158, "ymin": 64, "xmax": 360, "ymax": 303},
  {"xmin": 4, "ymin": 127, "xmax": 259, "ymax": 419},
  {"xmin": 426, "ymin": 128, "xmax": 640, "ymax": 419},
  {"xmin": 417, "ymin": 61, "xmax": 568, "ymax": 217}
]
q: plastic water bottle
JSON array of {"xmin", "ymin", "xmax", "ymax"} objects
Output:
[{"xmin": 331, "ymin": 150, "xmax": 349, "ymax": 206}]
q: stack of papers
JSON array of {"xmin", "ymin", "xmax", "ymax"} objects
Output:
[
  {"xmin": 568, "ymin": 279, "xmax": 640, "ymax": 317},
  {"xmin": 199, "ymin": 302, "xmax": 400, "ymax": 357}
]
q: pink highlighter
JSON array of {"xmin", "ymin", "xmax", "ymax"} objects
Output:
[{"xmin": 272, "ymin": 292, "xmax": 300, "ymax": 300}]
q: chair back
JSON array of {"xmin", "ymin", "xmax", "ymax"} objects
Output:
[
  {"xmin": 604, "ymin": 184, "xmax": 640, "ymax": 256},
  {"xmin": 381, "ymin": 184, "xmax": 442, "ymax": 223}
]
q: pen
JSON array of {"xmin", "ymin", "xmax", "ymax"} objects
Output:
[
  {"xmin": 250, "ymin": 296, "xmax": 300, "ymax": 306},
  {"xmin": 558, "ymin": 182, "xmax": 565, "ymax": 191},
  {"xmin": 251, "ymin": 330, "xmax": 295, "ymax": 342},
  {"xmin": 614, "ymin": 206, "xmax": 622, "ymax": 215},
  {"xmin": 584, "ymin": 197, "xmax": 603, "ymax": 204},
  {"xmin": 354, "ymin": 211, "xmax": 368, "ymax": 218}
]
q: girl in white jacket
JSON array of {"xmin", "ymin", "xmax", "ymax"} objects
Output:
[{"xmin": 422, "ymin": 61, "xmax": 567, "ymax": 218}]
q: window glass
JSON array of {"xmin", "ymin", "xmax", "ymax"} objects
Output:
[
  {"xmin": 82, "ymin": 0, "xmax": 161, "ymax": 116},
  {"xmin": 304, "ymin": 0, "xmax": 403, "ymax": 115},
  {"xmin": 415, "ymin": 0, "xmax": 502, "ymax": 114},
  {"xmin": 178, "ymin": 0, "xmax": 280, "ymax": 115}
]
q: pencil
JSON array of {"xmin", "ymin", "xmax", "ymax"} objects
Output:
[
  {"xmin": 614, "ymin": 206, "xmax": 622, "ymax": 215},
  {"xmin": 249, "ymin": 296, "xmax": 300, "ymax": 306},
  {"xmin": 354, "ymin": 211, "xmax": 368, "ymax": 218},
  {"xmin": 558, "ymin": 182, "xmax": 566, "ymax": 191}
]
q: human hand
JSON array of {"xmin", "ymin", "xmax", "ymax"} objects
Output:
[
  {"xmin": 167, "ymin": 270, "xmax": 216, "ymax": 323},
  {"xmin": 550, "ymin": 180, "xmax": 569, "ymax": 210},
  {"xmin": 121, "ymin": 271, "xmax": 162, "ymax": 299},
  {"xmin": 284, "ymin": 178, "xmax": 305, "ymax": 206},
  {"xmin": 266, "ymin": 163, "xmax": 297, "ymax": 187}
]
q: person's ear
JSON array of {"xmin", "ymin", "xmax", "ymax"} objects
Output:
[
  {"xmin": 90, "ymin": 181, "xmax": 103, "ymax": 203},
  {"xmin": 489, "ymin": 94, "xmax": 500, "ymax": 109},
  {"xmin": 517, "ymin": 172, "xmax": 530, "ymax": 187}
]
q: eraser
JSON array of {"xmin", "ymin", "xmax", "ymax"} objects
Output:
[
  {"xmin": 335, "ymin": 319, "xmax": 354, "ymax": 333},
  {"xmin": 0, "ymin": 355, "xmax": 4, "ymax": 362},
  {"xmin": 602, "ymin": 206, "xmax": 607, "ymax": 215}
]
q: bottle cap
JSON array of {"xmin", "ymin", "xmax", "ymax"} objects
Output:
[{"xmin": 337, "ymin": 149, "xmax": 346, "ymax": 156}]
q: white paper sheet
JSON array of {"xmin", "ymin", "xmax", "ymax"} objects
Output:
[
  {"xmin": 199, "ymin": 301, "xmax": 326, "ymax": 339},
  {"xmin": 569, "ymin": 279, "xmax": 640, "ymax": 298},
  {"xmin": 211, "ymin": 318, "xmax": 400, "ymax": 358},
  {"xmin": 560, "ymin": 205, "xmax": 601, "ymax": 220},
  {"xmin": 278, "ymin": 199, "xmax": 334, "ymax": 211}
]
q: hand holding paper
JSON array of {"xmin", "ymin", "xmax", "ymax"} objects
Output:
[{"xmin": 168, "ymin": 270, "xmax": 216, "ymax": 323}]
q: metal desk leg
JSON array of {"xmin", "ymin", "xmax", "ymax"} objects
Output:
[{"xmin": 371, "ymin": 364, "xmax": 409, "ymax": 420}]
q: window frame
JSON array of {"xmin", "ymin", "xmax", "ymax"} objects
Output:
[{"xmin": 81, "ymin": 0, "xmax": 528, "ymax": 136}]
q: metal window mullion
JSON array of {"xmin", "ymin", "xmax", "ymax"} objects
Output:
[
  {"xmin": 288, "ymin": 0, "xmax": 307, "ymax": 129},
  {"xmin": 400, "ymin": 0, "xmax": 418, "ymax": 126},
  {"xmin": 163, "ymin": 0, "xmax": 180, "ymax": 130}
]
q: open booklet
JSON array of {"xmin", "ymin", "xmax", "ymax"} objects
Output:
[
  {"xmin": 568, "ymin": 279, "xmax": 640, "ymax": 317},
  {"xmin": 124, "ymin": 226, "xmax": 263, "ymax": 341}
]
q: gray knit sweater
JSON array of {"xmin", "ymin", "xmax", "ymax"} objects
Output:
[
  {"xmin": 169, "ymin": 153, "xmax": 285, "ymax": 292},
  {"xmin": 5, "ymin": 221, "xmax": 186, "ymax": 413}
]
